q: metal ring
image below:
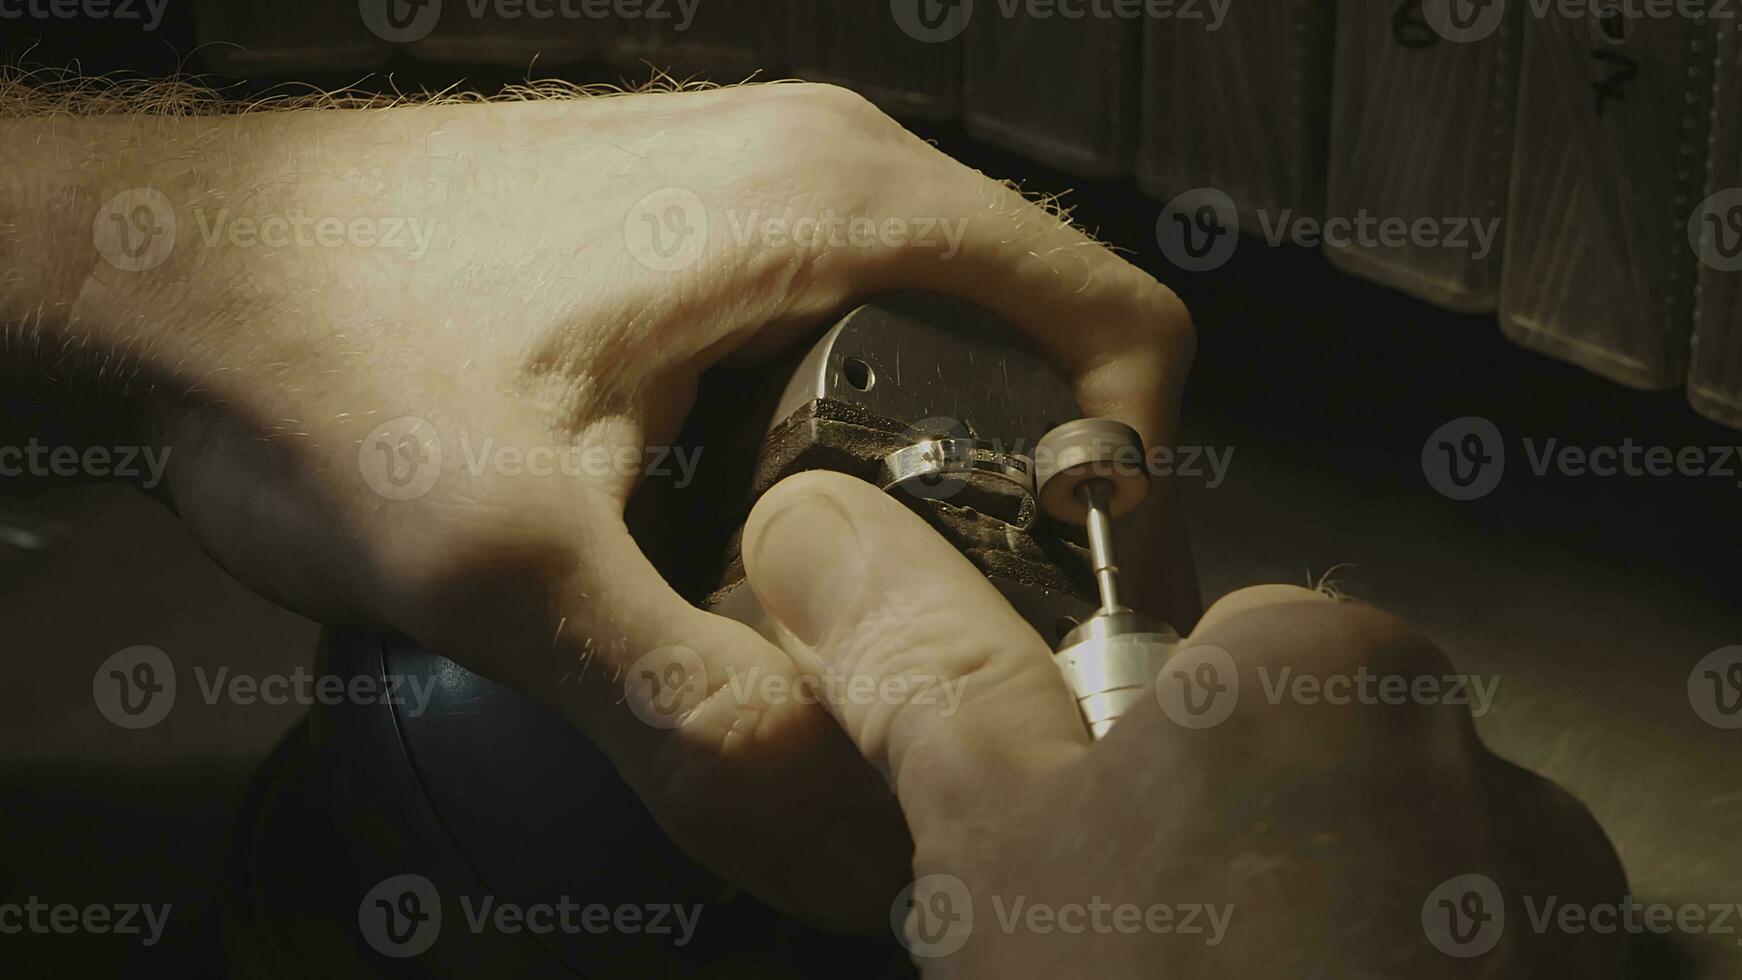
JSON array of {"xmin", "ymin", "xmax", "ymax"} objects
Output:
[{"xmin": 878, "ymin": 438, "xmax": 1037, "ymax": 496}]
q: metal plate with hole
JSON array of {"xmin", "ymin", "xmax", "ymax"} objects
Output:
[{"xmin": 770, "ymin": 296, "xmax": 1081, "ymax": 451}]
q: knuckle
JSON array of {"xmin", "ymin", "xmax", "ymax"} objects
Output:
[
  {"xmin": 1211, "ymin": 596, "xmax": 1452, "ymax": 681},
  {"xmin": 1187, "ymin": 598, "xmax": 1479, "ymax": 754},
  {"xmin": 770, "ymin": 82, "xmax": 890, "ymax": 128},
  {"xmin": 740, "ymin": 83, "xmax": 898, "ymax": 150},
  {"xmin": 1130, "ymin": 277, "xmax": 1197, "ymax": 365}
]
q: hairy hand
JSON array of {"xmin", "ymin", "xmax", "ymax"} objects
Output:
[
  {"xmin": 4, "ymin": 81, "xmax": 1195, "ymax": 930},
  {"xmin": 743, "ymin": 470, "xmax": 1627, "ymax": 974}
]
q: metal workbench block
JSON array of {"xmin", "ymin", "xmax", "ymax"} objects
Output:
[
  {"xmin": 963, "ymin": 10, "xmax": 1140, "ymax": 177},
  {"xmin": 1501, "ymin": 7, "xmax": 1718, "ymax": 390},
  {"xmin": 591, "ymin": 0, "xmax": 787, "ymax": 81},
  {"xmin": 194, "ymin": 0, "xmax": 391, "ymax": 74},
  {"xmin": 1324, "ymin": 0, "xmax": 1522, "ymax": 312},
  {"xmin": 1690, "ymin": 20, "xmax": 1742, "ymax": 428},
  {"xmin": 1138, "ymin": 0, "xmax": 1335, "ymax": 234},
  {"xmin": 788, "ymin": 0, "xmax": 961, "ymax": 120}
]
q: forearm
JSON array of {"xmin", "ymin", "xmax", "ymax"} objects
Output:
[{"xmin": 1, "ymin": 107, "xmax": 260, "ymax": 415}]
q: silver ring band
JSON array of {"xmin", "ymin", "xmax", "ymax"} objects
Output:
[{"xmin": 879, "ymin": 438, "xmax": 1037, "ymax": 496}]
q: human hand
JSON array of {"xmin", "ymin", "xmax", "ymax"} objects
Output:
[
  {"xmin": 4, "ymin": 82, "xmax": 1195, "ymax": 930},
  {"xmin": 742, "ymin": 470, "xmax": 1627, "ymax": 975}
]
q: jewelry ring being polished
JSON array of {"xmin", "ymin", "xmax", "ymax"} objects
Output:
[{"xmin": 878, "ymin": 437, "xmax": 1038, "ymax": 497}]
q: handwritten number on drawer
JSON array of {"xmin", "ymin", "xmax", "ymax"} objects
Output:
[
  {"xmin": 1589, "ymin": 49, "xmax": 1638, "ymax": 116},
  {"xmin": 1393, "ymin": 0, "xmax": 1437, "ymax": 48}
]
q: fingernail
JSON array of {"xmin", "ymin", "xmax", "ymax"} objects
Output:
[{"xmin": 750, "ymin": 494, "xmax": 868, "ymax": 648}]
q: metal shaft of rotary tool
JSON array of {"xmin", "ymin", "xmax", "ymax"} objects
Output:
[
  {"xmin": 1036, "ymin": 418, "xmax": 1181, "ymax": 740},
  {"xmin": 1078, "ymin": 478, "xmax": 1124, "ymax": 616}
]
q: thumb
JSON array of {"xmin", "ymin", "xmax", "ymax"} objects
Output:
[{"xmin": 743, "ymin": 470, "xmax": 1090, "ymax": 823}]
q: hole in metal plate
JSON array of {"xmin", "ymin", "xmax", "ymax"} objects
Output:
[{"xmin": 842, "ymin": 356, "xmax": 875, "ymax": 391}]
